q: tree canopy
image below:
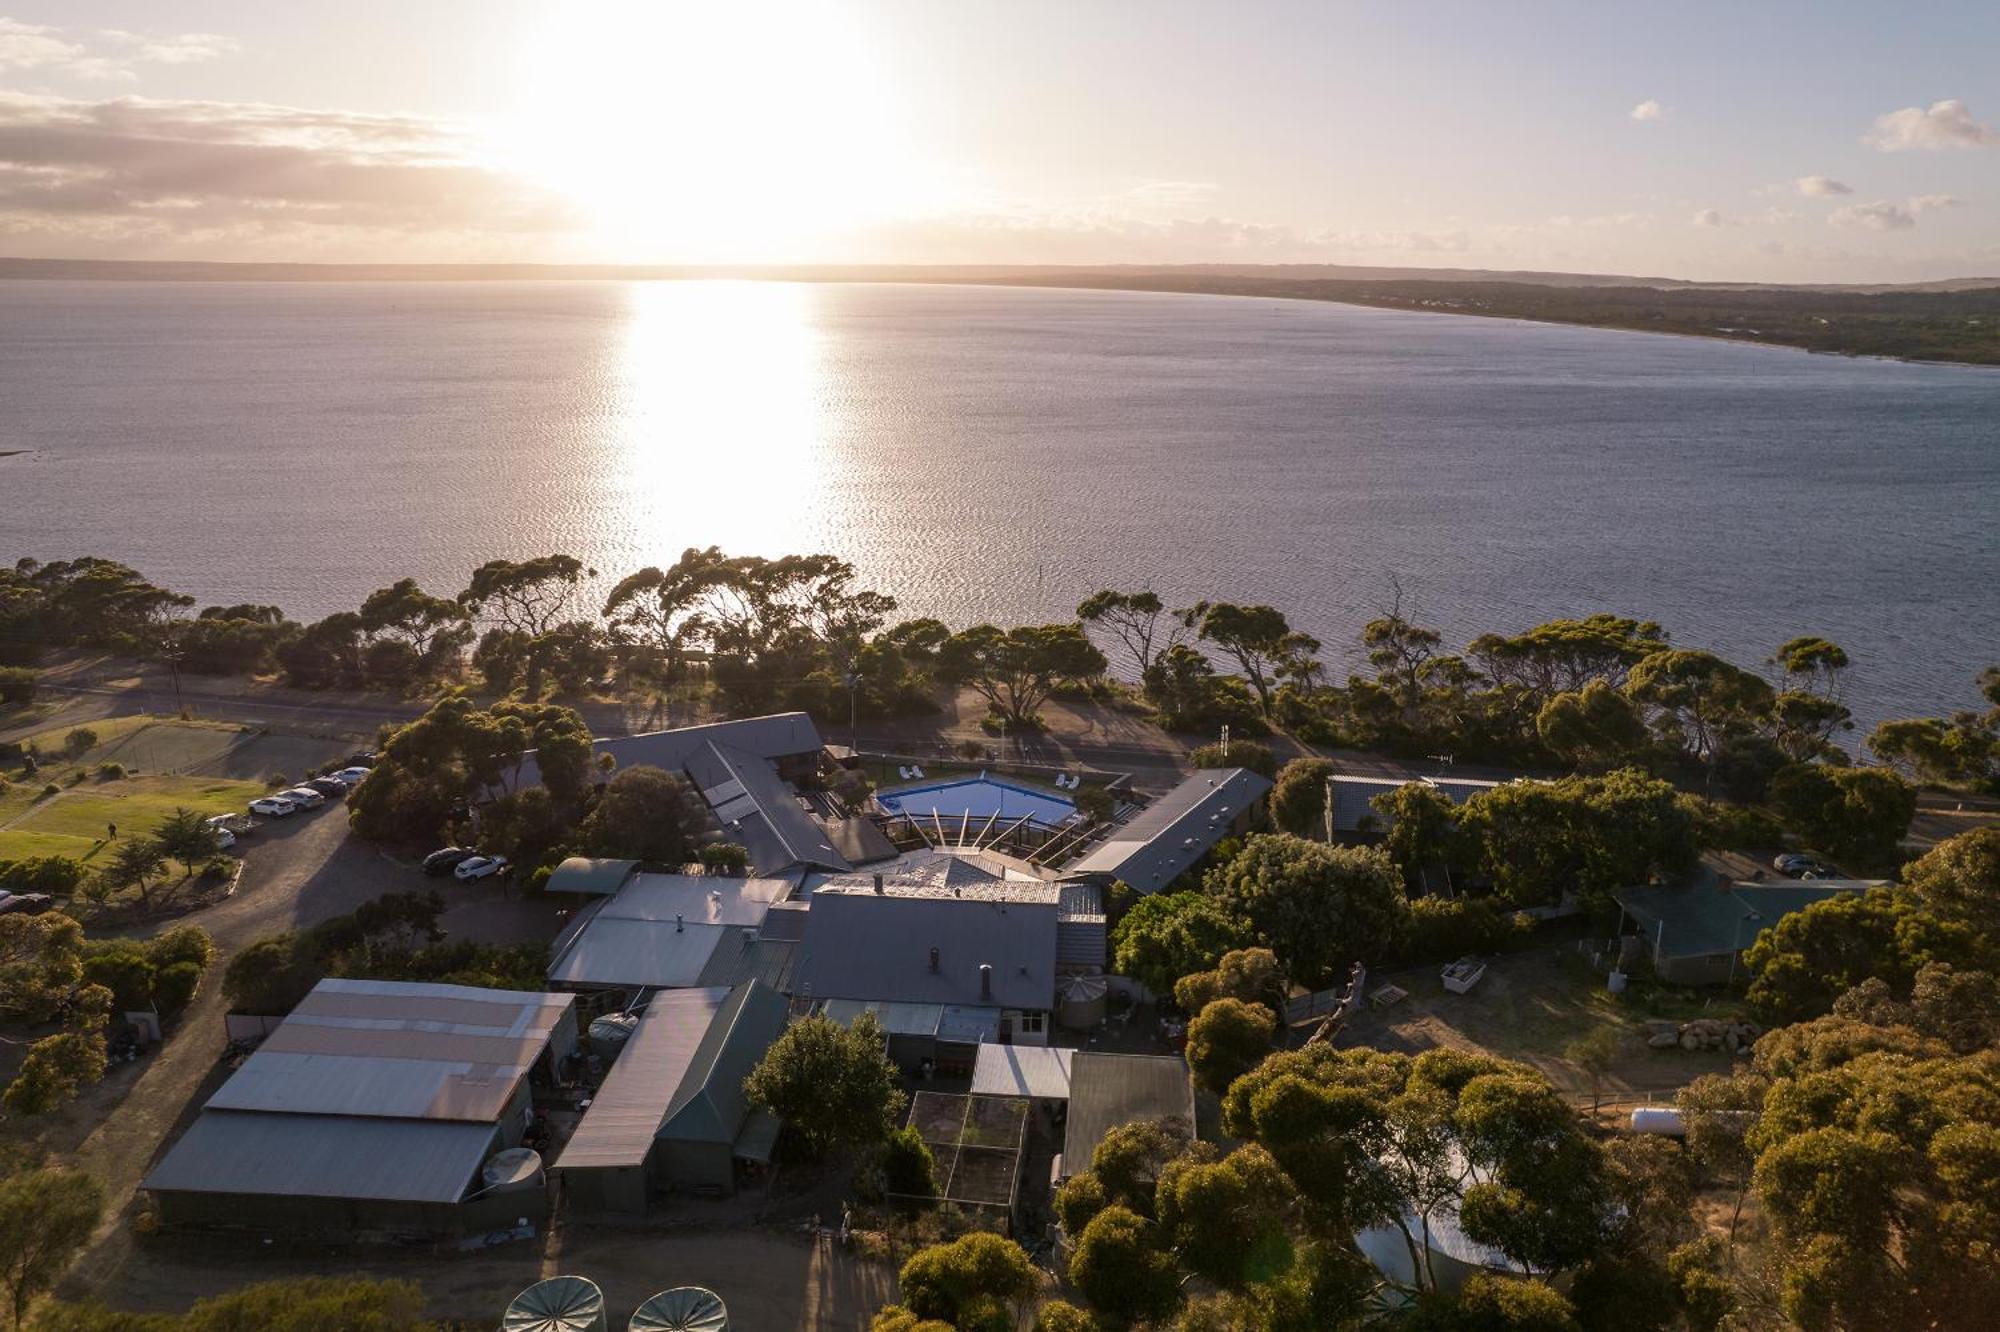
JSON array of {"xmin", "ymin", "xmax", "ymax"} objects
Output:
[
  {"xmin": 744, "ymin": 1013, "xmax": 904, "ymax": 1161},
  {"xmin": 1205, "ymin": 834, "xmax": 1408, "ymax": 988}
]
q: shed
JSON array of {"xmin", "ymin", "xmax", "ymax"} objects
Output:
[
  {"xmin": 558, "ymin": 981, "xmax": 790, "ymax": 1212},
  {"xmin": 971, "ymin": 1043, "xmax": 1074, "ymax": 1101},
  {"xmin": 1614, "ymin": 881, "xmax": 1872, "ymax": 985},
  {"xmin": 1060, "ymin": 1052, "xmax": 1194, "ymax": 1179}
]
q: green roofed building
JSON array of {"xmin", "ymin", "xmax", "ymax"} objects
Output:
[{"xmin": 1613, "ymin": 880, "xmax": 1881, "ymax": 985}]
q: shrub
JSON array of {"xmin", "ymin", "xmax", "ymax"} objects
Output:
[
  {"xmin": 697, "ymin": 842, "xmax": 750, "ymax": 874},
  {"xmin": 152, "ymin": 961, "xmax": 205, "ymax": 1014},
  {"xmin": 0, "ymin": 666, "xmax": 36, "ymax": 705},
  {"xmin": 39, "ymin": 783, "xmax": 59, "ymax": 800},
  {"xmin": 1188, "ymin": 739, "xmax": 1277, "ymax": 779},
  {"xmin": 1400, "ymin": 896, "xmax": 1529, "ymax": 964},
  {"xmin": 0, "ymin": 856, "xmax": 87, "ymax": 897},
  {"xmin": 60, "ymin": 728, "xmax": 98, "ymax": 760},
  {"xmin": 879, "ymin": 1126, "xmax": 937, "ymax": 1198},
  {"xmin": 94, "ymin": 763, "xmax": 126, "ymax": 782}
]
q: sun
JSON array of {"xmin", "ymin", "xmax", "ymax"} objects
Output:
[{"xmin": 501, "ymin": 0, "xmax": 928, "ymax": 260}]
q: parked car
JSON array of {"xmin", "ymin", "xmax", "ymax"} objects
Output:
[
  {"xmin": 207, "ymin": 812, "xmax": 253, "ymax": 835},
  {"xmin": 211, "ymin": 827, "xmax": 237, "ymax": 851},
  {"xmin": 0, "ymin": 892, "xmax": 53, "ymax": 916},
  {"xmin": 454, "ymin": 853, "xmax": 510, "ymax": 882},
  {"xmin": 333, "ymin": 766, "xmax": 372, "ymax": 785},
  {"xmin": 422, "ymin": 846, "xmax": 476, "ymax": 876},
  {"xmin": 344, "ymin": 751, "xmax": 378, "ymax": 768},
  {"xmin": 1773, "ymin": 852, "xmax": 1836, "ymax": 878},
  {"xmin": 306, "ymin": 775, "xmax": 350, "ymax": 797},
  {"xmin": 279, "ymin": 786, "xmax": 326, "ymax": 809},
  {"xmin": 249, "ymin": 796, "xmax": 297, "ymax": 817}
]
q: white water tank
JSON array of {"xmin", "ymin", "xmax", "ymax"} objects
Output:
[
  {"xmin": 1630, "ymin": 1106, "xmax": 1686, "ymax": 1136},
  {"xmin": 483, "ymin": 1147, "xmax": 544, "ymax": 1194},
  {"xmin": 588, "ymin": 1011, "xmax": 640, "ymax": 1059},
  {"xmin": 1056, "ymin": 974, "xmax": 1109, "ymax": 1029}
]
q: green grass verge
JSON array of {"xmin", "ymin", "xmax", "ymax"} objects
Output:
[{"xmin": 0, "ymin": 773, "xmax": 268, "ymax": 864}]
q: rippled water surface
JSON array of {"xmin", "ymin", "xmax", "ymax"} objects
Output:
[{"xmin": 2, "ymin": 279, "xmax": 1995, "ymax": 726}]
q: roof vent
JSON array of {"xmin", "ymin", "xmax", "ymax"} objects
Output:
[
  {"xmin": 929, "ymin": 946, "xmax": 940, "ymax": 973},
  {"xmin": 980, "ymin": 963, "xmax": 993, "ymax": 1000},
  {"xmin": 874, "ymin": 873, "xmax": 885, "ymax": 894},
  {"xmin": 675, "ymin": 913, "xmax": 684, "ymax": 933}
]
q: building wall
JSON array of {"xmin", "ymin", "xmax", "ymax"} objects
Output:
[
  {"xmin": 561, "ymin": 1162, "xmax": 650, "ymax": 1214},
  {"xmin": 1656, "ymin": 950, "xmax": 1742, "ymax": 987},
  {"xmin": 151, "ymin": 1186, "xmax": 545, "ymax": 1238},
  {"xmin": 656, "ymin": 1138, "xmax": 735, "ymax": 1194}
]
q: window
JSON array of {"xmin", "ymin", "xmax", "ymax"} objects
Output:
[{"xmin": 1019, "ymin": 1012, "xmax": 1045, "ymax": 1034}]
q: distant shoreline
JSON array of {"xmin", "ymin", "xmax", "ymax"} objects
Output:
[{"xmin": 6, "ymin": 258, "xmax": 1999, "ymax": 367}]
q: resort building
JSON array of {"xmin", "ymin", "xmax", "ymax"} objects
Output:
[
  {"xmin": 143, "ymin": 979, "xmax": 577, "ymax": 1236},
  {"xmin": 1324, "ymin": 770, "xmax": 1508, "ymax": 837},
  {"xmin": 544, "ymin": 867, "xmax": 799, "ymax": 994},
  {"xmin": 1612, "ymin": 880, "xmax": 1880, "ymax": 985},
  {"xmin": 1063, "ymin": 768, "xmax": 1271, "ymax": 893},
  {"xmin": 556, "ymin": 981, "xmax": 789, "ymax": 1212},
  {"xmin": 1057, "ymin": 1051, "xmax": 1196, "ymax": 1181},
  {"xmin": 795, "ymin": 870, "xmax": 1064, "ymax": 1061}
]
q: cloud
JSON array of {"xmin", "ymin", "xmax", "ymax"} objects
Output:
[
  {"xmin": 1863, "ymin": 99, "xmax": 1996, "ymax": 151},
  {"xmin": 0, "ymin": 18, "xmax": 234, "ymax": 82},
  {"xmin": 0, "ymin": 91, "xmax": 578, "ymax": 256},
  {"xmin": 1121, "ymin": 180, "xmax": 1219, "ymax": 208},
  {"xmin": 1908, "ymin": 193, "xmax": 1962, "ymax": 214},
  {"xmin": 1828, "ymin": 194, "xmax": 1966, "ymax": 231},
  {"xmin": 1630, "ymin": 99, "xmax": 1665, "ymax": 122},
  {"xmin": 1830, "ymin": 200, "xmax": 1915, "ymax": 230},
  {"xmin": 1794, "ymin": 175, "xmax": 1853, "ymax": 197},
  {"xmin": 1692, "ymin": 208, "xmax": 1726, "ymax": 228}
]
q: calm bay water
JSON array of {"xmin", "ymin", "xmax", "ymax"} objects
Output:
[{"xmin": 1, "ymin": 279, "xmax": 1995, "ymax": 728}]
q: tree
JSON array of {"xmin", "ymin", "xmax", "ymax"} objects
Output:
[
  {"xmin": 1187, "ymin": 739, "xmax": 1276, "ymax": 778},
  {"xmin": 1414, "ymin": 1275, "xmax": 1580, "ymax": 1332},
  {"xmin": 878, "ymin": 1126, "xmax": 936, "ymax": 1198},
  {"xmin": 276, "ymin": 612, "xmax": 366, "ymax": 690},
  {"xmin": 457, "ymin": 554, "xmax": 591, "ymax": 636},
  {"xmin": 577, "ymin": 765, "xmax": 706, "ymax": 865},
  {"xmin": 1173, "ymin": 947, "xmax": 1287, "ymax": 1015},
  {"xmin": 1370, "ymin": 782, "xmax": 1465, "ymax": 893},
  {"xmin": 3, "ymin": 1031, "xmax": 107, "ymax": 1116},
  {"xmin": 895, "ymin": 1233, "xmax": 1034, "ymax": 1332},
  {"xmin": 1677, "ymin": 1071, "xmax": 1765, "ymax": 1240},
  {"xmin": 1184, "ymin": 602, "xmax": 1320, "ymax": 717},
  {"xmin": 348, "ymin": 695, "xmax": 592, "ymax": 843},
  {"xmin": 0, "ymin": 1168, "xmax": 102, "ymax": 1329},
  {"xmin": 1206, "ymin": 834, "xmax": 1408, "ymax": 988},
  {"xmin": 98, "ymin": 838, "xmax": 169, "ymax": 911},
  {"xmin": 744, "ymin": 1013, "xmax": 903, "ymax": 1160},
  {"xmin": 935, "ymin": 623, "xmax": 1107, "ymax": 726},
  {"xmin": 1902, "ymin": 825, "xmax": 2000, "ymax": 937},
  {"xmin": 151, "ymin": 808, "xmax": 222, "ymax": 878},
  {"xmin": 0, "ymin": 669, "xmax": 35, "ymax": 706},
  {"xmin": 59, "ymin": 729, "xmax": 96, "ymax": 762},
  {"xmin": 1742, "ymin": 886, "xmax": 1986, "ymax": 1023},
  {"xmin": 1624, "ymin": 649, "xmax": 1773, "ymax": 782},
  {"xmin": 1456, "ymin": 768, "xmax": 1694, "ymax": 911},
  {"xmin": 1069, "ymin": 1206, "xmax": 1181, "ymax": 1326},
  {"xmin": 1269, "ymin": 757, "xmax": 1335, "ymax": 838},
  {"xmin": 1155, "ymin": 1144, "xmax": 1297, "ymax": 1290},
  {"xmin": 1078, "ymin": 589, "xmax": 1175, "ymax": 679},
  {"xmin": 1186, "ymin": 998, "xmax": 1277, "ymax": 1095},
  {"xmin": 1535, "ymin": 680, "xmax": 1650, "ymax": 771},
  {"xmin": 1766, "ymin": 763, "xmax": 1915, "ymax": 871},
  {"xmin": 1110, "ymin": 892, "xmax": 1248, "ymax": 997},
  {"xmin": 1559, "ymin": 1028, "xmax": 1618, "ymax": 1115},
  {"xmin": 358, "ymin": 577, "xmax": 471, "ymax": 673}
]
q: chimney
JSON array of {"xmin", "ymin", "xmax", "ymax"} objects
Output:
[
  {"xmin": 979, "ymin": 963, "xmax": 993, "ymax": 1000},
  {"xmin": 873, "ymin": 873, "xmax": 885, "ymax": 894},
  {"xmin": 675, "ymin": 913, "xmax": 684, "ymax": 933},
  {"xmin": 929, "ymin": 946, "xmax": 940, "ymax": 973}
]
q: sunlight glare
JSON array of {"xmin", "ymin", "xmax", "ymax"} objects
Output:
[
  {"xmin": 611, "ymin": 280, "xmax": 826, "ymax": 557},
  {"xmin": 505, "ymin": 1, "xmax": 926, "ymax": 259}
]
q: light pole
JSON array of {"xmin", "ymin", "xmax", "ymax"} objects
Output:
[{"xmin": 843, "ymin": 671, "xmax": 860, "ymax": 755}]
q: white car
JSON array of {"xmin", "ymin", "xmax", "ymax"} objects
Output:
[
  {"xmin": 211, "ymin": 827, "xmax": 237, "ymax": 851},
  {"xmin": 249, "ymin": 796, "xmax": 297, "ymax": 817},
  {"xmin": 280, "ymin": 786, "xmax": 326, "ymax": 809},
  {"xmin": 333, "ymin": 766, "xmax": 372, "ymax": 785},
  {"xmin": 454, "ymin": 853, "xmax": 510, "ymax": 882}
]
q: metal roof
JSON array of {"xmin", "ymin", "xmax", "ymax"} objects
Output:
[
  {"xmin": 1326, "ymin": 772, "xmax": 1507, "ymax": 834},
  {"xmin": 1615, "ymin": 881, "xmax": 1868, "ymax": 960},
  {"xmin": 1064, "ymin": 769, "xmax": 1272, "ymax": 892},
  {"xmin": 972, "ymin": 1043, "xmax": 1074, "ymax": 1099},
  {"xmin": 143, "ymin": 1110, "xmax": 495, "ymax": 1204},
  {"xmin": 795, "ymin": 888, "xmax": 1058, "ymax": 1011},
  {"xmin": 1063, "ymin": 1052, "xmax": 1195, "ymax": 1173},
  {"xmin": 519, "ymin": 713, "xmax": 826, "ymax": 789},
  {"xmin": 820, "ymin": 998, "xmax": 945, "ymax": 1037},
  {"xmin": 557, "ymin": 982, "xmax": 789, "ymax": 1169},
  {"xmin": 204, "ymin": 979, "xmax": 573, "ymax": 1122},
  {"xmin": 546, "ymin": 915, "xmax": 728, "ymax": 990},
  {"xmin": 601, "ymin": 872, "xmax": 793, "ymax": 926},
  {"xmin": 544, "ymin": 858, "xmax": 640, "ymax": 896},
  {"xmin": 686, "ymin": 740, "xmax": 851, "ymax": 875}
]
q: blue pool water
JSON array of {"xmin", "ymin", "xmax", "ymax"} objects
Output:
[{"xmin": 875, "ymin": 775, "xmax": 1078, "ymax": 828}]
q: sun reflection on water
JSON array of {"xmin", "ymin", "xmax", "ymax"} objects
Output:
[{"xmin": 610, "ymin": 280, "xmax": 826, "ymax": 561}]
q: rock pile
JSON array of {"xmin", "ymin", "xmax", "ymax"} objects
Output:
[{"xmin": 1644, "ymin": 1017, "xmax": 1761, "ymax": 1054}]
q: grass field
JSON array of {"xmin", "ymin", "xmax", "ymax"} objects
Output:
[{"xmin": 0, "ymin": 716, "xmax": 271, "ymax": 863}]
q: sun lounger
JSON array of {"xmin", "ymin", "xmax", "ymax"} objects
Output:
[{"xmin": 910, "ymin": 765, "xmax": 925, "ymax": 779}]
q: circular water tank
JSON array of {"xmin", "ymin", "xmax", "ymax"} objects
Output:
[
  {"xmin": 1056, "ymin": 974, "xmax": 1108, "ymax": 1030},
  {"xmin": 1630, "ymin": 1107, "xmax": 1687, "ymax": 1137},
  {"xmin": 629, "ymin": 1286, "xmax": 730, "ymax": 1332},
  {"xmin": 589, "ymin": 1011, "xmax": 640, "ymax": 1058},
  {"xmin": 483, "ymin": 1147, "xmax": 544, "ymax": 1194},
  {"xmin": 502, "ymin": 1275, "xmax": 607, "ymax": 1332}
]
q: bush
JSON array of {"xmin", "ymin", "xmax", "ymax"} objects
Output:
[
  {"xmin": 94, "ymin": 762, "xmax": 126, "ymax": 781},
  {"xmin": 697, "ymin": 842, "xmax": 750, "ymax": 874},
  {"xmin": 1400, "ymin": 896, "xmax": 1529, "ymax": 964},
  {"xmin": 60, "ymin": 728, "xmax": 98, "ymax": 760},
  {"xmin": 0, "ymin": 667, "xmax": 35, "ymax": 705},
  {"xmin": 39, "ymin": 783, "xmax": 59, "ymax": 799},
  {"xmin": 1188, "ymin": 739, "xmax": 1277, "ymax": 778},
  {"xmin": 879, "ymin": 1126, "xmax": 937, "ymax": 1198},
  {"xmin": 0, "ymin": 855, "xmax": 87, "ymax": 897}
]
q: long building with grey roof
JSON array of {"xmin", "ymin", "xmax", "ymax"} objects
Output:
[
  {"xmin": 1063, "ymin": 768, "xmax": 1271, "ymax": 893},
  {"xmin": 143, "ymin": 979, "xmax": 578, "ymax": 1236}
]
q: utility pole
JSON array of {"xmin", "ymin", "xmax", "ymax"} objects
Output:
[
  {"xmin": 843, "ymin": 671, "xmax": 860, "ymax": 755},
  {"xmin": 1324, "ymin": 775, "xmax": 1335, "ymax": 843}
]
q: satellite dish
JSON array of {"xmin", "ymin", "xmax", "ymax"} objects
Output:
[{"xmin": 629, "ymin": 1286, "xmax": 729, "ymax": 1332}]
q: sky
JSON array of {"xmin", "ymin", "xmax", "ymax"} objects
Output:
[{"xmin": 1, "ymin": 0, "xmax": 1996, "ymax": 281}]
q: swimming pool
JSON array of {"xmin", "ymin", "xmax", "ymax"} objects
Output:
[{"xmin": 875, "ymin": 774, "xmax": 1078, "ymax": 828}]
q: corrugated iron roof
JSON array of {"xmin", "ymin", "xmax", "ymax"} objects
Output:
[
  {"xmin": 205, "ymin": 979, "xmax": 573, "ymax": 1122},
  {"xmin": 545, "ymin": 858, "xmax": 641, "ymax": 896},
  {"xmin": 1064, "ymin": 769, "xmax": 1271, "ymax": 891},
  {"xmin": 972, "ymin": 1044, "xmax": 1074, "ymax": 1099},
  {"xmin": 1063, "ymin": 1052, "xmax": 1194, "ymax": 1173},
  {"xmin": 795, "ymin": 889, "xmax": 1058, "ymax": 1011},
  {"xmin": 143, "ymin": 1111, "xmax": 496, "ymax": 1204},
  {"xmin": 546, "ymin": 918, "xmax": 728, "ymax": 990}
]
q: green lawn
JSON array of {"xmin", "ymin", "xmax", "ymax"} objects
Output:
[{"xmin": 0, "ymin": 774, "xmax": 269, "ymax": 863}]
